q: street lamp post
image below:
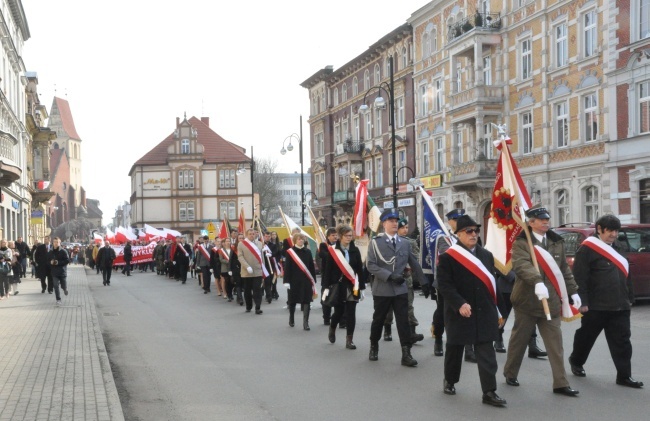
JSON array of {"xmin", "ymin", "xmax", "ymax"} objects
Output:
[
  {"xmin": 280, "ymin": 116, "xmax": 305, "ymax": 226},
  {"xmin": 360, "ymin": 55, "xmax": 397, "ymax": 209}
]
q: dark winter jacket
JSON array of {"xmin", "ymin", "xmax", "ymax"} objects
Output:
[
  {"xmin": 46, "ymin": 247, "xmax": 70, "ymax": 278},
  {"xmin": 284, "ymin": 246, "xmax": 316, "ymax": 304},
  {"xmin": 97, "ymin": 246, "xmax": 117, "ymax": 269},
  {"xmin": 323, "ymin": 240, "xmax": 365, "ymax": 303}
]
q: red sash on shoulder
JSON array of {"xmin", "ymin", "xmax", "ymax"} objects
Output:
[
  {"xmin": 241, "ymin": 239, "xmax": 270, "ymax": 277},
  {"xmin": 327, "ymin": 245, "xmax": 359, "ymax": 294},
  {"xmin": 198, "ymin": 244, "xmax": 211, "ymax": 261},
  {"xmin": 533, "ymin": 245, "xmax": 580, "ymax": 321},
  {"xmin": 446, "ymin": 245, "xmax": 497, "ymax": 305},
  {"xmin": 218, "ymin": 248, "xmax": 229, "ymax": 261},
  {"xmin": 581, "ymin": 236, "xmax": 629, "ymax": 277},
  {"xmin": 286, "ymin": 248, "xmax": 318, "ymax": 298}
]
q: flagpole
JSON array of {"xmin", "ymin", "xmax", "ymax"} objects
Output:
[{"xmin": 499, "ymin": 129, "xmax": 551, "ymax": 321}]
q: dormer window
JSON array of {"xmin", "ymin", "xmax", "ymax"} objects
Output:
[{"xmin": 181, "ymin": 139, "xmax": 190, "ymax": 154}]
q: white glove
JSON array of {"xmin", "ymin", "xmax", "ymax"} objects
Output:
[
  {"xmin": 209, "ymin": 269, "xmax": 213, "ymax": 273},
  {"xmin": 173, "ymin": 261, "xmax": 176, "ymax": 265},
  {"xmin": 246, "ymin": 267, "xmax": 253, "ymax": 274},
  {"xmin": 228, "ymin": 271, "xmax": 232, "ymax": 276},
  {"xmin": 571, "ymin": 294, "xmax": 582, "ymax": 308},
  {"xmin": 360, "ymin": 291, "xmax": 365, "ymax": 301},
  {"xmin": 534, "ymin": 283, "xmax": 549, "ymax": 300},
  {"xmin": 322, "ymin": 288, "xmax": 329, "ymax": 299},
  {"xmin": 284, "ymin": 283, "xmax": 290, "ymax": 289}
]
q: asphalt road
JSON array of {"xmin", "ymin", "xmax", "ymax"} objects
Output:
[{"xmin": 90, "ymin": 268, "xmax": 649, "ymax": 421}]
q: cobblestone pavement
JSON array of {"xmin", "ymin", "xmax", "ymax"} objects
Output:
[{"xmin": 0, "ymin": 266, "xmax": 124, "ymax": 421}]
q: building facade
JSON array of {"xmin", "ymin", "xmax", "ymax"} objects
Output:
[
  {"xmin": 264, "ymin": 172, "xmax": 312, "ymax": 225},
  {"xmin": 302, "ymin": 24, "xmax": 418, "ymax": 228},
  {"xmin": 129, "ymin": 115, "xmax": 254, "ymax": 240}
]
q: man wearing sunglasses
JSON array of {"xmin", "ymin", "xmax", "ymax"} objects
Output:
[
  {"xmin": 437, "ymin": 215, "xmax": 506, "ymax": 406},
  {"xmin": 503, "ymin": 205, "xmax": 580, "ymax": 397}
]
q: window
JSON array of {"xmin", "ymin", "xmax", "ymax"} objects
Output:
[
  {"xmin": 419, "ymin": 83, "xmax": 428, "ymax": 116},
  {"xmin": 398, "ymin": 150, "xmax": 407, "ymax": 182},
  {"xmin": 456, "ymin": 63, "xmax": 462, "ymax": 92},
  {"xmin": 584, "ymin": 10, "xmax": 597, "ymax": 57},
  {"xmin": 315, "ymin": 132, "xmax": 324, "ymax": 157},
  {"xmin": 433, "ymin": 79, "xmax": 443, "ymax": 112},
  {"xmin": 342, "ymin": 83, "xmax": 348, "ymax": 102},
  {"xmin": 375, "ymin": 157, "xmax": 383, "ymax": 186},
  {"xmin": 333, "ymin": 88, "xmax": 339, "ymax": 106},
  {"xmin": 421, "ymin": 141, "xmax": 430, "ymax": 173},
  {"xmin": 179, "ymin": 202, "xmax": 187, "ymax": 221},
  {"xmin": 641, "ymin": 0, "xmax": 650, "ymax": 40},
  {"xmin": 374, "ymin": 64, "xmax": 381, "ymax": 85},
  {"xmin": 352, "ymin": 77, "xmax": 358, "ymax": 96},
  {"xmin": 366, "ymin": 160, "xmax": 373, "ymax": 187},
  {"xmin": 375, "ymin": 109, "xmax": 382, "ymax": 137},
  {"xmin": 483, "ymin": 56, "xmax": 491, "ymax": 85},
  {"xmin": 228, "ymin": 202, "xmax": 236, "ymax": 220},
  {"xmin": 556, "ymin": 102, "xmax": 569, "ymax": 147},
  {"xmin": 187, "ymin": 202, "xmax": 195, "ymax": 221},
  {"xmin": 432, "ymin": 29, "xmax": 438, "ymax": 53},
  {"xmin": 585, "ymin": 186, "xmax": 599, "ymax": 221},
  {"xmin": 321, "ymin": 93, "xmax": 326, "ymax": 112},
  {"xmin": 555, "ymin": 24, "xmax": 568, "ymax": 67},
  {"xmin": 353, "ymin": 116, "xmax": 360, "ymax": 141},
  {"xmin": 556, "ymin": 189, "xmax": 569, "ymax": 225},
  {"xmin": 179, "ymin": 170, "xmax": 195, "ymax": 189},
  {"xmin": 181, "ymin": 139, "xmax": 190, "ymax": 154},
  {"xmin": 423, "ymin": 32, "xmax": 431, "ymax": 57},
  {"xmin": 219, "ymin": 169, "xmax": 235, "ymax": 188},
  {"xmin": 365, "ymin": 113, "xmax": 372, "ymax": 140},
  {"xmin": 334, "ymin": 125, "xmax": 341, "ymax": 145},
  {"xmin": 402, "ymin": 46, "xmax": 408, "ymax": 68},
  {"xmin": 584, "ymin": 93, "xmax": 598, "ymax": 142},
  {"xmin": 364, "ymin": 70, "xmax": 370, "ymax": 91},
  {"xmin": 641, "ymin": 81, "xmax": 650, "ymax": 133},
  {"xmin": 396, "ymin": 97, "xmax": 405, "ymax": 128},
  {"xmin": 456, "ymin": 131, "xmax": 464, "ymax": 163},
  {"xmin": 435, "ymin": 137, "xmax": 444, "ymax": 170},
  {"xmin": 342, "ymin": 120, "xmax": 349, "ymax": 140},
  {"xmin": 521, "ymin": 39, "xmax": 532, "ymax": 80},
  {"xmin": 522, "ymin": 111, "xmax": 533, "ymax": 154},
  {"xmin": 482, "ymin": 124, "xmax": 495, "ymax": 159}
]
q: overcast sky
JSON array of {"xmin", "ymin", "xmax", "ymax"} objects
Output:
[{"xmin": 22, "ymin": 0, "xmax": 427, "ymax": 224}]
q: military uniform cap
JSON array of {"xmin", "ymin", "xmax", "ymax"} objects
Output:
[
  {"xmin": 380, "ymin": 208, "xmax": 400, "ymax": 221},
  {"xmin": 445, "ymin": 208, "xmax": 465, "ymax": 220},
  {"xmin": 397, "ymin": 218, "xmax": 408, "ymax": 228},
  {"xmin": 526, "ymin": 205, "xmax": 550, "ymax": 219}
]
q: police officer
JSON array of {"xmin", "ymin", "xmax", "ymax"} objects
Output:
[
  {"xmin": 367, "ymin": 208, "xmax": 425, "ymax": 367},
  {"xmin": 397, "ymin": 218, "xmax": 424, "ymax": 343}
]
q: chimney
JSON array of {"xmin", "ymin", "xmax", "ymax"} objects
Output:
[{"xmin": 201, "ymin": 117, "xmax": 209, "ymax": 127}]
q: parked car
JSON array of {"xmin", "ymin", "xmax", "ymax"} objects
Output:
[{"xmin": 554, "ymin": 223, "xmax": 650, "ymax": 299}]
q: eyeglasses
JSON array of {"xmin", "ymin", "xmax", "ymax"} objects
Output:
[{"xmin": 462, "ymin": 228, "xmax": 480, "ymax": 234}]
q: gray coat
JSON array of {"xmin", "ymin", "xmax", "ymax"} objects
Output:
[{"xmin": 367, "ymin": 234, "xmax": 425, "ymax": 297}]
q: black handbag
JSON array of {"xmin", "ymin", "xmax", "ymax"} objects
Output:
[
  {"xmin": 323, "ymin": 281, "xmax": 340, "ymax": 307},
  {"xmin": 0, "ymin": 262, "xmax": 11, "ymax": 275}
]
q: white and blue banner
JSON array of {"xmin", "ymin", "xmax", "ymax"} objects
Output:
[{"xmin": 419, "ymin": 186, "xmax": 450, "ymax": 274}]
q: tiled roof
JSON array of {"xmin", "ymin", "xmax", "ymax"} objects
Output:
[
  {"xmin": 52, "ymin": 97, "xmax": 81, "ymax": 140},
  {"xmin": 130, "ymin": 117, "xmax": 250, "ymax": 174}
]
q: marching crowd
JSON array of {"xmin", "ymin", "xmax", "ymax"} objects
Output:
[{"xmin": 3, "ymin": 201, "xmax": 643, "ymax": 408}]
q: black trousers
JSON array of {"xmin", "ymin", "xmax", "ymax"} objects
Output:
[
  {"xmin": 177, "ymin": 263, "xmax": 188, "ymax": 283},
  {"xmin": 102, "ymin": 267, "xmax": 112, "ymax": 284},
  {"xmin": 243, "ymin": 276, "xmax": 263, "ymax": 310},
  {"xmin": 331, "ymin": 300, "xmax": 357, "ymax": 336},
  {"xmin": 321, "ymin": 285, "xmax": 332, "ymax": 322},
  {"xmin": 432, "ymin": 290, "xmax": 445, "ymax": 339},
  {"xmin": 263, "ymin": 275, "xmax": 274, "ymax": 301},
  {"xmin": 445, "ymin": 341, "xmax": 498, "ymax": 393},
  {"xmin": 570, "ymin": 309, "xmax": 633, "ymax": 379},
  {"xmin": 201, "ymin": 266, "xmax": 212, "ymax": 292},
  {"xmin": 370, "ymin": 294, "xmax": 410, "ymax": 346},
  {"xmin": 39, "ymin": 271, "xmax": 53, "ymax": 292},
  {"xmin": 222, "ymin": 272, "xmax": 233, "ymax": 298}
]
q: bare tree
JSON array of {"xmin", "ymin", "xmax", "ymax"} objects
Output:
[{"xmin": 253, "ymin": 157, "xmax": 283, "ymax": 226}]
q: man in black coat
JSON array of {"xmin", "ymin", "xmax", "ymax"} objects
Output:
[
  {"xmin": 173, "ymin": 236, "xmax": 192, "ymax": 284},
  {"xmin": 33, "ymin": 235, "xmax": 52, "ymax": 294},
  {"xmin": 568, "ymin": 215, "xmax": 643, "ymax": 388},
  {"xmin": 437, "ymin": 215, "xmax": 506, "ymax": 406},
  {"xmin": 318, "ymin": 228, "xmax": 338, "ymax": 325},
  {"xmin": 97, "ymin": 242, "xmax": 117, "ymax": 285},
  {"xmin": 47, "ymin": 237, "xmax": 70, "ymax": 305},
  {"xmin": 122, "ymin": 241, "xmax": 133, "ymax": 276},
  {"xmin": 15, "ymin": 236, "xmax": 29, "ymax": 278}
]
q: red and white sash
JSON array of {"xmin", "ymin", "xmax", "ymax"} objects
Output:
[
  {"xmin": 198, "ymin": 244, "xmax": 211, "ymax": 261},
  {"xmin": 241, "ymin": 239, "xmax": 270, "ymax": 277},
  {"xmin": 581, "ymin": 236, "xmax": 629, "ymax": 277},
  {"xmin": 217, "ymin": 248, "xmax": 230, "ymax": 262},
  {"xmin": 327, "ymin": 245, "xmax": 359, "ymax": 294},
  {"xmin": 286, "ymin": 248, "xmax": 318, "ymax": 298},
  {"xmin": 179, "ymin": 244, "xmax": 189, "ymax": 257},
  {"xmin": 533, "ymin": 245, "xmax": 580, "ymax": 321},
  {"xmin": 446, "ymin": 245, "xmax": 497, "ymax": 306},
  {"xmin": 272, "ymin": 257, "xmax": 283, "ymax": 277}
]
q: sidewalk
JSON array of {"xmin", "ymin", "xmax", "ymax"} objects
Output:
[{"xmin": 0, "ymin": 266, "xmax": 124, "ymax": 421}]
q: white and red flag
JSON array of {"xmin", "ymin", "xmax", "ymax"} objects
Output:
[
  {"xmin": 218, "ymin": 213, "xmax": 229, "ymax": 239},
  {"xmin": 93, "ymin": 232, "xmax": 104, "ymax": 244},
  {"xmin": 105, "ymin": 228, "xmax": 116, "ymax": 243},
  {"xmin": 353, "ymin": 179, "xmax": 369, "ymax": 237},
  {"xmin": 484, "ymin": 136, "xmax": 533, "ymax": 274}
]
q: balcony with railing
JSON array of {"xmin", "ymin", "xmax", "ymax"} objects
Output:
[
  {"xmin": 332, "ymin": 190, "xmax": 355, "ymax": 204},
  {"xmin": 447, "ymin": 12, "xmax": 502, "ymax": 45},
  {"xmin": 446, "ymin": 158, "xmax": 497, "ymax": 192},
  {"xmin": 449, "ymin": 84, "xmax": 505, "ymax": 112}
]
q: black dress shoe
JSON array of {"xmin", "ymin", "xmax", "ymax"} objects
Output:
[
  {"xmin": 245, "ymin": 308, "xmax": 252, "ymax": 313},
  {"xmin": 482, "ymin": 391, "xmax": 507, "ymax": 406},
  {"xmin": 505, "ymin": 377, "xmax": 520, "ymax": 386},
  {"xmin": 569, "ymin": 357, "xmax": 586, "ymax": 377},
  {"xmin": 494, "ymin": 340, "xmax": 506, "ymax": 353},
  {"xmin": 553, "ymin": 386, "xmax": 579, "ymax": 396},
  {"xmin": 616, "ymin": 377, "xmax": 644, "ymax": 388},
  {"xmin": 369, "ymin": 344, "xmax": 378, "ymax": 361},
  {"xmin": 204, "ymin": 290, "xmax": 208, "ymax": 294},
  {"xmin": 255, "ymin": 309, "xmax": 263, "ymax": 314},
  {"xmin": 324, "ymin": 319, "xmax": 330, "ymax": 326},
  {"xmin": 443, "ymin": 379, "xmax": 456, "ymax": 395}
]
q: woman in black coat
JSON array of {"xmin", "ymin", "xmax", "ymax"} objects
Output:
[
  {"xmin": 284, "ymin": 232, "xmax": 317, "ymax": 330},
  {"xmin": 229, "ymin": 234, "xmax": 245, "ymax": 305},
  {"xmin": 324, "ymin": 225, "xmax": 365, "ymax": 350}
]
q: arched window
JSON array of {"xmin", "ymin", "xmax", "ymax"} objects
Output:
[
  {"xmin": 454, "ymin": 201, "xmax": 463, "ymax": 210},
  {"xmin": 342, "ymin": 83, "xmax": 348, "ymax": 102},
  {"xmin": 402, "ymin": 46, "xmax": 408, "ymax": 68},
  {"xmin": 364, "ymin": 70, "xmax": 370, "ymax": 91},
  {"xmin": 374, "ymin": 64, "xmax": 381, "ymax": 85},
  {"xmin": 584, "ymin": 186, "xmax": 599, "ymax": 221},
  {"xmin": 333, "ymin": 88, "xmax": 339, "ymax": 106},
  {"xmin": 423, "ymin": 32, "xmax": 430, "ymax": 57},
  {"xmin": 556, "ymin": 189, "xmax": 569, "ymax": 225},
  {"xmin": 435, "ymin": 203, "xmax": 444, "ymax": 219},
  {"xmin": 352, "ymin": 77, "xmax": 358, "ymax": 96}
]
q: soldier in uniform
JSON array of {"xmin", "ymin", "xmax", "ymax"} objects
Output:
[
  {"xmin": 367, "ymin": 208, "xmax": 425, "ymax": 367},
  {"xmin": 396, "ymin": 218, "xmax": 424, "ymax": 343}
]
